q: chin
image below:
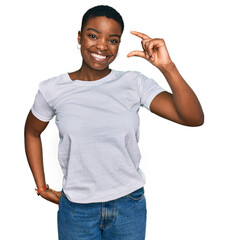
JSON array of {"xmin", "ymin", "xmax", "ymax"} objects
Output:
[{"xmin": 86, "ymin": 60, "xmax": 115, "ymax": 72}]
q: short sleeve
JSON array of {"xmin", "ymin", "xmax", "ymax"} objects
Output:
[
  {"xmin": 31, "ymin": 90, "xmax": 55, "ymax": 122},
  {"xmin": 138, "ymin": 74, "xmax": 165, "ymax": 111}
]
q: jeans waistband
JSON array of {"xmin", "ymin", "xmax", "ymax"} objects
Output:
[{"xmin": 60, "ymin": 186, "xmax": 145, "ymax": 202}]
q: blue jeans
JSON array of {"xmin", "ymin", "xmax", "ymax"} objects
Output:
[{"xmin": 57, "ymin": 187, "xmax": 147, "ymax": 239}]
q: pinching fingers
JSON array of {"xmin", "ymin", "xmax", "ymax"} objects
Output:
[
  {"xmin": 127, "ymin": 50, "xmax": 146, "ymax": 58},
  {"xmin": 141, "ymin": 39, "xmax": 152, "ymax": 58},
  {"xmin": 130, "ymin": 30, "xmax": 150, "ymax": 40}
]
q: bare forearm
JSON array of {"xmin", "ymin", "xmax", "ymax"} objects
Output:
[
  {"xmin": 24, "ymin": 111, "xmax": 61, "ymax": 204},
  {"xmin": 159, "ymin": 62, "xmax": 204, "ymax": 126},
  {"xmin": 24, "ymin": 133, "xmax": 46, "ymax": 188}
]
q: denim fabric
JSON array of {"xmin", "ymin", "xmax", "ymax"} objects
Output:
[{"xmin": 57, "ymin": 187, "xmax": 147, "ymax": 240}]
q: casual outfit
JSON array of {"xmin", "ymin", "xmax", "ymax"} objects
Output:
[
  {"xmin": 58, "ymin": 187, "xmax": 147, "ymax": 240},
  {"xmin": 31, "ymin": 69, "xmax": 165, "ymax": 239}
]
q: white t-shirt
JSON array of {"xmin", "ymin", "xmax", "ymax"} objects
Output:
[{"xmin": 31, "ymin": 70, "xmax": 165, "ymax": 203}]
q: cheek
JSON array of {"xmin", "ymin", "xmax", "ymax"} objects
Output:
[
  {"xmin": 80, "ymin": 41, "xmax": 90, "ymax": 49},
  {"xmin": 111, "ymin": 45, "xmax": 120, "ymax": 54}
]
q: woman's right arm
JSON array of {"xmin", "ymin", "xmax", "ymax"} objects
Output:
[{"xmin": 24, "ymin": 110, "xmax": 61, "ymax": 204}]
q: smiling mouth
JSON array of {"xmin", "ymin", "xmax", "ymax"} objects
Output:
[{"xmin": 88, "ymin": 51, "xmax": 111, "ymax": 62}]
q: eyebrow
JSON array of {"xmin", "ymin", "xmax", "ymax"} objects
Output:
[{"xmin": 87, "ymin": 28, "xmax": 121, "ymax": 38}]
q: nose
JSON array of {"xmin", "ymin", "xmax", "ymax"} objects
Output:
[{"xmin": 96, "ymin": 38, "xmax": 108, "ymax": 51}]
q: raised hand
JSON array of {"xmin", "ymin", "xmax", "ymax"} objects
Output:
[{"xmin": 127, "ymin": 31, "xmax": 173, "ymax": 69}]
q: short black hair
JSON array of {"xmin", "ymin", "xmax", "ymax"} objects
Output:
[{"xmin": 81, "ymin": 5, "xmax": 124, "ymax": 33}]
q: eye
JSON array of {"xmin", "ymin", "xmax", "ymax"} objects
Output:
[
  {"xmin": 109, "ymin": 39, "xmax": 119, "ymax": 44},
  {"xmin": 88, "ymin": 34, "xmax": 97, "ymax": 39}
]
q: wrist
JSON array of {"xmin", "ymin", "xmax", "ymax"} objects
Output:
[
  {"xmin": 35, "ymin": 184, "xmax": 49, "ymax": 196},
  {"xmin": 158, "ymin": 61, "xmax": 176, "ymax": 73}
]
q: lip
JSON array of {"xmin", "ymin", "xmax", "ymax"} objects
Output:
[{"xmin": 88, "ymin": 51, "xmax": 111, "ymax": 62}]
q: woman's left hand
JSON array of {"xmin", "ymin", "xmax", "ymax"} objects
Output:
[{"xmin": 127, "ymin": 31, "xmax": 173, "ymax": 69}]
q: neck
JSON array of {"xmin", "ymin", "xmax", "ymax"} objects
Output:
[{"xmin": 76, "ymin": 62, "xmax": 111, "ymax": 81}]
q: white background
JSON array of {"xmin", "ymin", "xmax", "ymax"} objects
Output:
[{"xmin": 1, "ymin": 0, "xmax": 227, "ymax": 239}]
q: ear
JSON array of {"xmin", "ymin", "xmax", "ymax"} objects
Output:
[{"xmin": 78, "ymin": 31, "xmax": 82, "ymax": 44}]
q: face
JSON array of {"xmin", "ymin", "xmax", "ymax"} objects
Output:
[{"xmin": 78, "ymin": 16, "xmax": 122, "ymax": 71}]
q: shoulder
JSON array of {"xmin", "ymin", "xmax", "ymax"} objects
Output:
[
  {"xmin": 37, "ymin": 73, "xmax": 67, "ymax": 104},
  {"xmin": 38, "ymin": 73, "xmax": 67, "ymax": 95},
  {"xmin": 39, "ymin": 73, "xmax": 66, "ymax": 90}
]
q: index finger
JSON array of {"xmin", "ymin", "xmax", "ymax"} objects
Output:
[{"xmin": 130, "ymin": 31, "xmax": 151, "ymax": 40}]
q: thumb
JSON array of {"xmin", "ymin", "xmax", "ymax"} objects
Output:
[{"xmin": 127, "ymin": 50, "xmax": 146, "ymax": 58}]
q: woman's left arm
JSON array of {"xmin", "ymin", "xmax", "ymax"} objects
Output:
[{"xmin": 128, "ymin": 31, "xmax": 204, "ymax": 127}]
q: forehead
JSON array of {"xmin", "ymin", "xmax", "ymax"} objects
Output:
[{"xmin": 84, "ymin": 16, "xmax": 122, "ymax": 34}]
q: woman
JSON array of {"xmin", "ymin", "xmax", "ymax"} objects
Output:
[{"xmin": 24, "ymin": 5, "xmax": 204, "ymax": 240}]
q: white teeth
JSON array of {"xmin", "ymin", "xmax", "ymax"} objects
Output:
[{"xmin": 91, "ymin": 53, "xmax": 106, "ymax": 59}]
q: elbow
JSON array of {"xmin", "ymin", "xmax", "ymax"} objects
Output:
[
  {"xmin": 192, "ymin": 117, "xmax": 204, "ymax": 127},
  {"xmin": 195, "ymin": 110, "xmax": 205, "ymax": 126},
  {"xmin": 198, "ymin": 114, "xmax": 205, "ymax": 126},
  {"xmin": 185, "ymin": 113, "xmax": 205, "ymax": 127},
  {"xmin": 179, "ymin": 108, "xmax": 204, "ymax": 127}
]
